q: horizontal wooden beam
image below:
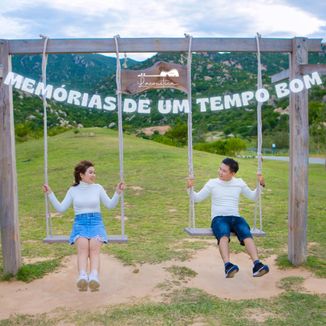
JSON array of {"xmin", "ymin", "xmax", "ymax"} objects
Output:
[
  {"xmin": 3, "ymin": 37, "xmax": 323, "ymax": 55},
  {"xmin": 300, "ymin": 64, "xmax": 326, "ymax": 75},
  {"xmin": 271, "ymin": 64, "xmax": 326, "ymax": 83},
  {"xmin": 271, "ymin": 69, "xmax": 290, "ymax": 83}
]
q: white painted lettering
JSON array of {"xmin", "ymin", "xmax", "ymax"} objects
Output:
[
  {"xmin": 241, "ymin": 91, "xmax": 254, "ymax": 106},
  {"xmin": 158, "ymin": 99, "xmax": 172, "ymax": 114},
  {"xmin": 4, "ymin": 72, "xmax": 24, "ymax": 89},
  {"xmin": 34, "ymin": 82, "xmax": 53, "ymax": 99},
  {"xmin": 138, "ymin": 99, "xmax": 151, "ymax": 114},
  {"xmin": 21, "ymin": 78, "xmax": 35, "ymax": 94},
  {"xmin": 88, "ymin": 94, "xmax": 102, "ymax": 109},
  {"xmin": 103, "ymin": 96, "xmax": 116, "ymax": 111},
  {"xmin": 255, "ymin": 88, "xmax": 270, "ymax": 103},
  {"xmin": 224, "ymin": 94, "xmax": 242, "ymax": 109},
  {"xmin": 289, "ymin": 78, "xmax": 304, "ymax": 93},
  {"xmin": 196, "ymin": 98, "xmax": 209, "ymax": 112},
  {"xmin": 303, "ymin": 72, "xmax": 322, "ymax": 89},
  {"xmin": 210, "ymin": 96, "xmax": 224, "ymax": 111},
  {"xmin": 275, "ymin": 82, "xmax": 290, "ymax": 98},
  {"xmin": 172, "ymin": 99, "xmax": 189, "ymax": 114},
  {"xmin": 53, "ymin": 86, "xmax": 68, "ymax": 102},
  {"xmin": 81, "ymin": 93, "xmax": 89, "ymax": 107},
  {"xmin": 67, "ymin": 90, "xmax": 82, "ymax": 105},
  {"xmin": 123, "ymin": 98, "xmax": 137, "ymax": 113}
]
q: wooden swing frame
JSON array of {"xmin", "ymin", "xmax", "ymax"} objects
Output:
[{"xmin": 0, "ymin": 36, "xmax": 325, "ymax": 273}]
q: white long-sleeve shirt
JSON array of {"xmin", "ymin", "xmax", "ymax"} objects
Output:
[
  {"xmin": 48, "ymin": 181, "xmax": 120, "ymax": 215},
  {"xmin": 191, "ymin": 177, "xmax": 259, "ymax": 219}
]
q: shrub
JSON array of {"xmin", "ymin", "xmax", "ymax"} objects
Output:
[{"xmin": 194, "ymin": 138, "xmax": 246, "ymax": 156}]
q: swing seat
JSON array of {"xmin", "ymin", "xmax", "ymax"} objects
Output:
[
  {"xmin": 43, "ymin": 234, "xmax": 128, "ymax": 243},
  {"xmin": 184, "ymin": 227, "xmax": 265, "ymax": 237},
  {"xmin": 43, "ymin": 235, "xmax": 69, "ymax": 243},
  {"xmin": 184, "ymin": 227, "xmax": 235, "ymax": 236},
  {"xmin": 250, "ymin": 227, "xmax": 266, "ymax": 237}
]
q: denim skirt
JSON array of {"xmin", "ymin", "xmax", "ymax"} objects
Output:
[{"xmin": 69, "ymin": 212, "xmax": 108, "ymax": 245}]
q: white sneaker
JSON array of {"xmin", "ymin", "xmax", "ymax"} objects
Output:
[
  {"xmin": 88, "ymin": 274, "xmax": 100, "ymax": 292},
  {"xmin": 76, "ymin": 275, "xmax": 88, "ymax": 291}
]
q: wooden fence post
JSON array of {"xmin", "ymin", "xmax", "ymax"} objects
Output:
[
  {"xmin": 288, "ymin": 37, "xmax": 309, "ymax": 265},
  {"xmin": 0, "ymin": 40, "xmax": 21, "ymax": 274}
]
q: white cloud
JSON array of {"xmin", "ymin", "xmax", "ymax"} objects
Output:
[
  {"xmin": 235, "ymin": 0, "xmax": 325, "ymax": 36},
  {"xmin": 1, "ymin": 0, "xmax": 325, "ymax": 46},
  {"xmin": 0, "ymin": 15, "xmax": 31, "ymax": 39}
]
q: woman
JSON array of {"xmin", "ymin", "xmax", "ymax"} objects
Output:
[{"xmin": 43, "ymin": 160, "xmax": 125, "ymax": 292}]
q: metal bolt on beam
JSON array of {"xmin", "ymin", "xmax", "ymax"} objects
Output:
[{"xmin": 0, "ymin": 64, "xmax": 4, "ymax": 79}]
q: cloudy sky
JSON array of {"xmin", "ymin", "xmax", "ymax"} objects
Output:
[{"xmin": 0, "ymin": 0, "xmax": 325, "ymax": 60}]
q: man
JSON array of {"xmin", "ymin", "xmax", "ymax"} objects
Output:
[{"xmin": 187, "ymin": 157, "xmax": 269, "ymax": 278}]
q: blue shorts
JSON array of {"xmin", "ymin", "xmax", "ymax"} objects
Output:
[
  {"xmin": 211, "ymin": 215, "xmax": 252, "ymax": 246},
  {"xmin": 69, "ymin": 212, "xmax": 108, "ymax": 245}
]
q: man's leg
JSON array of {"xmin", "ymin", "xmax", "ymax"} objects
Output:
[
  {"xmin": 219, "ymin": 236, "xmax": 239, "ymax": 278},
  {"xmin": 243, "ymin": 237, "xmax": 269, "ymax": 277},
  {"xmin": 212, "ymin": 217, "xmax": 239, "ymax": 278},
  {"xmin": 243, "ymin": 237, "xmax": 259, "ymax": 262},
  {"xmin": 233, "ymin": 217, "xmax": 269, "ymax": 277},
  {"xmin": 218, "ymin": 236, "xmax": 230, "ymax": 263}
]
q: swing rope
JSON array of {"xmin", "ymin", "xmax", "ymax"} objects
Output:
[
  {"xmin": 185, "ymin": 34, "xmax": 195, "ymax": 229},
  {"xmin": 40, "ymin": 34, "xmax": 52, "ymax": 238},
  {"xmin": 253, "ymin": 33, "xmax": 264, "ymax": 233},
  {"xmin": 184, "ymin": 35, "xmax": 266, "ymax": 237},
  {"xmin": 114, "ymin": 35, "xmax": 126, "ymax": 237}
]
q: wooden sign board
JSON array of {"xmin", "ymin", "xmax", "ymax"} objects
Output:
[{"xmin": 121, "ymin": 61, "xmax": 188, "ymax": 94}]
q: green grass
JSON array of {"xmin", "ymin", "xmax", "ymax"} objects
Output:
[
  {"xmin": 1, "ymin": 127, "xmax": 325, "ymax": 269},
  {"xmin": 277, "ymin": 276, "xmax": 305, "ymax": 291},
  {"xmin": 15, "ymin": 258, "xmax": 62, "ymax": 283},
  {"xmin": 1, "ymin": 258, "xmax": 62, "ymax": 283},
  {"xmin": 276, "ymin": 254, "xmax": 326, "ymax": 278},
  {"xmin": 0, "ymin": 288, "xmax": 324, "ymax": 325},
  {"xmin": 165, "ymin": 265, "xmax": 198, "ymax": 281},
  {"xmin": 0, "ymin": 127, "xmax": 325, "ymax": 324}
]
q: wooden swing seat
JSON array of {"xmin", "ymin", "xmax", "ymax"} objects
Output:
[
  {"xmin": 184, "ymin": 227, "xmax": 266, "ymax": 237},
  {"xmin": 43, "ymin": 234, "xmax": 128, "ymax": 244}
]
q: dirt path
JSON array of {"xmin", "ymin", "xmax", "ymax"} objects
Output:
[{"xmin": 0, "ymin": 245, "xmax": 325, "ymax": 319}]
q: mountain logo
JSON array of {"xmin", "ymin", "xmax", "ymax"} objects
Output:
[{"xmin": 159, "ymin": 69, "xmax": 179, "ymax": 77}]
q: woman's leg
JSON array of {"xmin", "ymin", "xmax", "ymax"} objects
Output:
[
  {"xmin": 75, "ymin": 237, "xmax": 90, "ymax": 291},
  {"xmin": 76, "ymin": 237, "xmax": 90, "ymax": 274},
  {"xmin": 89, "ymin": 238, "xmax": 102, "ymax": 273},
  {"xmin": 88, "ymin": 238, "xmax": 102, "ymax": 291}
]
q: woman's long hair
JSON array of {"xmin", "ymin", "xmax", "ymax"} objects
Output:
[{"xmin": 73, "ymin": 160, "xmax": 94, "ymax": 186}]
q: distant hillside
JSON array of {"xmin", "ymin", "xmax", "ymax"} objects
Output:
[
  {"xmin": 12, "ymin": 53, "xmax": 138, "ymax": 93},
  {"xmin": 11, "ymin": 50, "xmax": 326, "ymax": 150}
]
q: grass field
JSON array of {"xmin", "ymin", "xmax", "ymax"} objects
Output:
[{"xmin": 0, "ymin": 127, "xmax": 325, "ymax": 325}]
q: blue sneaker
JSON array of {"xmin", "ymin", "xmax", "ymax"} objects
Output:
[
  {"xmin": 253, "ymin": 262, "xmax": 269, "ymax": 277},
  {"xmin": 225, "ymin": 263, "xmax": 239, "ymax": 278}
]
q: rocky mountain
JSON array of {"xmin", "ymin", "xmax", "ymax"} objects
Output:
[
  {"xmin": 12, "ymin": 53, "xmax": 137, "ymax": 93},
  {"xmin": 11, "ymin": 50, "xmax": 326, "ymax": 148}
]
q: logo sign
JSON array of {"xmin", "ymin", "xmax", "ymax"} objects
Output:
[{"xmin": 121, "ymin": 61, "xmax": 188, "ymax": 94}]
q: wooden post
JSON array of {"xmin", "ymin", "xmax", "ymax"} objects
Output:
[
  {"xmin": 288, "ymin": 38, "xmax": 309, "ymax": 265},
  {"xmin": 0, "ymin": 40, "xmax": 21, "ymax": 274}
]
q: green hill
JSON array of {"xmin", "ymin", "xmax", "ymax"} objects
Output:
[
  {"xmin": 12, "ymin": 53, "xmax": 138, "ymax": 93},
  {"xmin": 11, "ymin": 51, "xmax": 326, "ymax": 151}
]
